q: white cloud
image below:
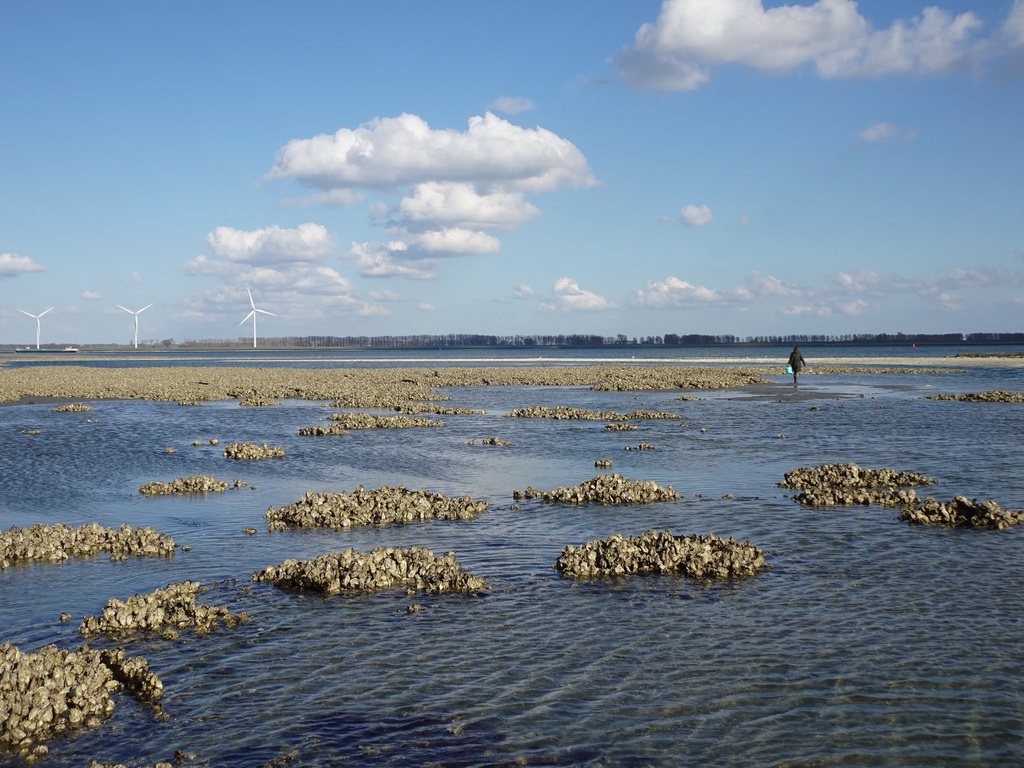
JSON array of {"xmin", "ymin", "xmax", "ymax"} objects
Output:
[
  {"xmin": 398, "ymin": 182, "xmax": 541, "ymax": 229},
  {"xmin": 489, "ymin": 96, "xmax": 535, "ymax": 114},
  {"xmin": 632, "ymin": 276, "xmax": 724, "ymax": 307},
  {"xmin": 550, "ymin": 276, "xmax": 614, "ymax": 311},
  {"xmin": 678, "ymin": 203, "xmax": 713, "ymax": 226},
  {"xmin": 81, "ymin": 290, "xmax": 102, "ymax": 300},
  {"xmin": 205, "ymin": 223, "xmax": 334, "ymax": 265},
  {"xmin": 344, "ymin": 241, "xmax": 440, "ymax": 279},
  {"xmin": 616, "ymin": 0, "xmax": 989, "ymax": 91},
  {"xmin": 0, "ymin": 252, "xmax": 46, "ymax": 277},
  {"xmin": 512, "ymin": 283, "xmax": 535, "ymax": 299},
  {"xmin": 267, "ymin": 112, "xmax": 595, "ymax": 267},
  {"xmin": 858, "ymin": 122, "xmax": 919, "ymax": 143},
  {"xmin": 738, "ymin": 213, "xmax": 752, "ymax": 227},
  {"xmin": 418, "ymin": 302, "xmax": 436, "ymax": 311},
  {"xmin": 282, "ymin": 189, "xmax": 364, "ymax": 208},
  {"xmin": 1003, "ymin": 0, "xmax": 1024, "ymax": 47},
  {"xmin": 367, "ymin": 289, "xmax": 405, "ymax": 302},
  {"xmin": 130, "ymin": 271, "xmax": 143, "ymax": 285}
]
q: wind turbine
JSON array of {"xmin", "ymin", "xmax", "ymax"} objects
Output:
[
  {"xmin": 115, "ymin": 303, "xmax": 154, "ymax": 349},
  {"xmin": 18, "ymin": 307, "xmax": 53, "ymax": 349},
  {"xmin": 239, "ymin": 288, "xmax": 275, "ymax": 348}
]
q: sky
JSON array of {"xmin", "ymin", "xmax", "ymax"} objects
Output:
[{"xmin": 1, "ymin": 0, "xmax": 1023, "ymax": 346}]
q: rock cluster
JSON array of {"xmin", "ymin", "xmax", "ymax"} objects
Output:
[
  {"xmin": 79, "ymin": 581, "xmax": 248, "ymax": 636},
  {"xmin": 251, "ymin": 546, "xmax": 489, "ymax": 595},
  {"xmin": 625, "ymin": 444, "xmax": 656, "ymax": 451},
  {"xmin": 394, "ymin": 404, "xmax": 485, "ymax": 415},
  {"xmin": 51, "ymin": 402, "xmax": 95, "ymax": 412},
  {"xmin": 554, "ymin": 530, "xmax": 768, "ymax": 580},
  {"xmin": 325, "ymin": 413, "xmax": 445, "ymax": 429},
  {"xmin": 297, "ymin": 424, "xmax": 349, "ymax": 436},
  {"xmin": 513, "ymin": 474, "xmax": 680, "ymax": 505},
  {"xmin": 594, "ymin": 459, "xmax": 613, "ymax": 468},
  {"xmin": 504, "ymin": 406, "xmax": 679, "ymax": 421},
  {"xmin": 0, "ymin": 523, "xmax": 176, "ymax": 569},
  {"xmin": 778, "ymin": 462, "xmax": 936, "ymax": 490},
  {"xmin": 138, "ymin": 475, "xmax": 230, "ymax": 495},
  {"xmin": 924, "ymin": 390, "xmax": 1024, "ymax": 402},
  {"xmin": 265, "ymin": 486, "xmax": 488, "ymax": 531},
  {"xmin": 465, "ymin": 437, "xmax": 513, "ymax": 445},
  {"xmin": 604, "ymin": 423, "xmax": 637, "ymax": 431},
  {"xmin": 1, "ymin": 642, "xmax": 159, "ymax": 755},
  {"xmin": 897, "ymin": 496, "xmax": 1024, "ymax": 529},
  {"xmin": 223, "ymin": 441, "xmax": 285, "ymax": 460}
]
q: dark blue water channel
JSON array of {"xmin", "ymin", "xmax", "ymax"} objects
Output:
[{"xmin": 1, "ymin": 352, "xmax": 1022, "ymax": 767}]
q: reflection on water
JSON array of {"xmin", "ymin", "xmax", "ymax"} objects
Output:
[{"xmin": 1, "ymin": 362, "xmax": 1023, "ymax": 767}]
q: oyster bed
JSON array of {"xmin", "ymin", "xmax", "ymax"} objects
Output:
[
  {"xmin": 554, "ymin": 530, "xmax": 768, "ymax": 580},
  {"xmin": 0, "ymin": 523, "xmax": 176, "ymax": 569},
  {"xmin": 252, "ymin": 547, "xmax": 489, "ymax": 595},
  {"xmin": 923, "ymin": 390, "xmax": 1024, "ymax": 402},
  {"xmin": 138, "ymin": 475, "xmax": 230, "ymax": 495},
  {"xmin": 222, "ymin": 442, "xmax": 285, "ymax": 461},
  {"xmin": 265, "ymin": 486, "xmax": 488, "ymax": 531},
  {"xmin": 513, "ymin": 474, "xmax": 680, "ymax": 505},
  {"xmin": 79, "ymin": 581, "xmax": 248, "ymax": 636}
]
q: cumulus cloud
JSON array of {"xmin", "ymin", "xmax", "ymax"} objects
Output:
[
  {"xmin": 81, "ymin": 290, "xmax": 102, "ymax": 300},
  {"xmin": 616, "ymin": 0, "xmax": 998, "ymax": 91},
  {"xmin": 632, "ymin": 276, "xmax": 725, "ymax": 307},
  {"xmin": 549, "ymin": 277, "xmax": 614, "ymax": 311},
  {"xmin": 677, "ymin": 203, "xmax": 714, "ymax": 226},
  {"xmin": 267, "ymin": 112, "xmax": 596, "ymax": 271},
  {"xmin": 0, "ymin": 252, "xmax": 46, "ymax": 278},
  {"xmin": 205, "ymin": 223, "xmax": 334, "ymax": 265},
  {"xmin": 858, "ymin": 122, "xmax": 920, "ymax": 143},
  {"xmin": 488, "ymin": 96, "xmax": 535, "ymax": 114},
  {"xmin": 512, "ymin": 283, "xmax": 535, "ymax": 299},
  {"xmin": 344, "ymin": 241, "xmax": 440, "ymax": 279}
]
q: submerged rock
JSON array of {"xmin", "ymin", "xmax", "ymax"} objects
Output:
[
  {"xmin": 138, "ymin": 475, "xmax": 230, "ymax": 495},
  {"xmin": 325, "ymin": 413, "xmax": 444, "ymax": 429},
  {"xmin": 554, "ymin": 530, "xmax": 767, "ymax": 580},
  {"xmin": 51, "ymin": 403, "xmax": 95, "ymax": 412},
  {"xmin": 252, "ymin": 546, "xmax": 489, "ymax": 595},
  {"xmin": 898, "ymin": 496, "xmax": 1024, "ymax": 529},
  {"xmin": 778, "ymin": 462, "xmax": 936, "ymax": 490},
  {"xmin": 0, "ymin": 523, "xmax": 176, "ymax": 569},
  {"xmin": 513, "ymin": 474, "xmax": 679, "ymax": 505},
  {"xmin": 265, "ymin": 486, "xmax": 488, "ymax": 531},
  {"xmin": 223, "ymin": 441, "xmax": 285, "ymax": 460},
  {"xmin": 923, "ymin": 390, "xmax": 1024, "ymax": 402}
]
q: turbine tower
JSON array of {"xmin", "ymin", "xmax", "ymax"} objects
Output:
[
  {"xmin": 239, "ymin": 288, "xmax": 275, "ymax": 348},
  {"xmin": 116, "ymin": 303, "xmax": 154, "ymax": 349},
  {"xmin": 18, "ymin": 307, "xmax": 53, "ymax": 349}
]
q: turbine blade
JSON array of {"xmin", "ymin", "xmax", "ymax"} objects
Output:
[
  {"xmin": 240, "ymin": 311, "xmax": 255, "ymax": 325},
  {"xmin": 116, "ymin": 305, "xmax": 131, "ymax": 313},
  {"xmin": 18, "ymin": 309, "xmax": 33, "ymax": 317},
  {"xmin": 138, "ymin": 303, "xmax": 154, "ymax": 313},
  {"xmin": 39, "ymin": 307, "xmax": 53, "ymax": 316},
  {"xmin": 247, "ymin": 288, "xmax": 256, "ymax": 309},
  {"xmin": 256, "ymin": 309, "xmax": 276, "ymax": 316}
]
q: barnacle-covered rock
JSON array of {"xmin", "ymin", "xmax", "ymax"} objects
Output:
[
  {"xmin": 604, "ymin": 423, "xmax": 637, "ymax": 431},
  {"xmin": 513, "ymin": 474, "xmax": 679, "ymax": 505},
  {"xmin": 79, "ymin": 581, "xmax": 248, "ymax": 635},
  {"xmin": 394, "ymin": 403, "xmax": 484, "ymax": 415},
  {"xmin": 223, "ymin": 441, "xmax": 285, "ymax": 461},
  {"xmin": 297, "ymin": 424, "xmax": 350, "ymax": 436},
  {"xmin": 252, "ymin": 546, "xmax": 489, "ymax": 594},
  {"xmin": 265, "ymin": 486, "xmax": 488, "ymax": 531},
  {"xmin": 138, "ymin": 475, "xmax": 230, "ymax": 495},
  {"xmin": 504, "ymin": 406, "xmax": 627, "ymax": 420},
  {"xmin": 0, "ymin": 523, "xmax": 176, "ymax": 570},
  {"xmin": 625, "ymin": 444, "xmax": 656, "ymax": 451},
  {"xmin": 554, "ymin": 530, "xmax": 767, "ymax": 580}
]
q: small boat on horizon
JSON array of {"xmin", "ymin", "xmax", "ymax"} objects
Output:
[{"xmin": 13, "ymin": 346, "xmax": 81, "ymax": 353}]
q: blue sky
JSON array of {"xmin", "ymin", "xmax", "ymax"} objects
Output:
[{"xmin": 2, "ymin": 0, "xmax": 1022, "ymax": 346}]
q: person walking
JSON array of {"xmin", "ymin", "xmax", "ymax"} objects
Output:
[{"xmin": 787, "ymin": 346, "xmax": 806, "ymax": 386}]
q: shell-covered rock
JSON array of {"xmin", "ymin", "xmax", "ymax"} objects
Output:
[
  {"xmin": 0, "ymin": 643, "xmax": 158, "ymax": 754},
  {"xmin": 297, "ymin": 424, "xmax": 350, "ymax": 436},
  {"xmin": 513, "ymin": 474, "xmax": 680, "ymax": 505},
  {"xmin": 505, "ymin": 406, "xmax": 627, "ymax": 420},
  {"xmin": 138, "ymin": 474, "xmax": 230, "ymax": 495},
  {"xmin": 604, "ymin": 423, "xmax": 637, "ymax": 431},
  {"xmin": 223, "ymin": 441, "xmax": 285, "ymax": 461},
  {"xmin": 0, "ymin": 523, "xmax": 176, "ymax": 570},
  {"xmin": 79, "ymin": 581, "xmax": 248, "ymax": 635},
  {"xmin": 554, "ymin": 530, "xmax": 767, "ymax": 580},
  {"xmin": 265, "ymin": 486, "xmax": 488, "ymax": 531},
  {"xmin": 252, "ymin": 546, "xmax": 489, "ymax": 595},
  {"xmin": 51, "ymin": 403, "xmax": 95, "ymax": 412}
]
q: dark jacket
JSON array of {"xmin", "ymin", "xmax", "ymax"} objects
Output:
[{"xmin": 788, "ymin": 347, "xmax": 805, "ymax": 372}]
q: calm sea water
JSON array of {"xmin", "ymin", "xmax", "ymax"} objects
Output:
[{"xmin": 1, "ymin": 348, "xmax": 1022, "ymax": 767}]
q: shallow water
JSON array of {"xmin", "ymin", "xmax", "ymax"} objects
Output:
[{"xmin": 1, "ymin": 357, "xmax": 1023, "ymax": 767}]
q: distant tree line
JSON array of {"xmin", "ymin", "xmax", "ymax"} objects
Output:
[{"xmin": 153, "ymin": 331, "xmax": 1024, "ymax": 349}]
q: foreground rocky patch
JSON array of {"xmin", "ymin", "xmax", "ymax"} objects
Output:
[
  {"xmin": 514, "ymin": 474, "xmax": 680, "ymax": 505},
  {"xmin": 0, "ymin": 643, "xmax": 160, "ymax": 756},
  {"xmin": 325, "ymin": 413, "xmax": 445, "ymax": 428},
  {"xmin": 0, "ymin": 523, "xmax": 176, "ymax": 570},
  {"xmin": 554, "ymin": 530, "xmax": 767, "ymax": 580},
  {"xmin": 265, "ymin": 486, "xmax": 488, "ymax": 531},
  {"xmin": 252, "ymin": 547, "xmax": 489, "ymax": 595},
  {"xmin": 923, "ymin": 390, "xmax": 1024, "ymax": 402},
  {"xmin": 79, "ymin": 581, "xmax": 248, "ymax": 636},
  {"xmin": 778, "ymin": 462, "xmax": 937, "ymax": 490},
  {"xmin": 138, "ymin": 475, "xmax": 230, "ymax": 495}
]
